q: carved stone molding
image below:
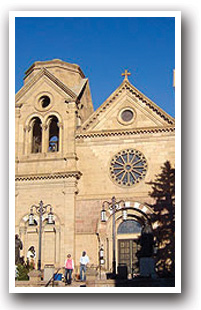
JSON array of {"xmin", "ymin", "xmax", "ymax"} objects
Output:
[
  {"xmin": 23, "ymin": 125, "xmax": 31, "ymax": 132},
  {"xmin": 57, "ymin": 122, "xmax": 63, "ymax": 129},
  {"xmin": 76, "ymin": 126, "xmax": 175, "ymax": 140},
  {"xmin": 41, "ymin": 124, "xmax": 48, "ymax": 131},
  {"xmin": 16, "ymin": 67, "xmax": 77, "ymax": 103},
  {"xmin": 15, "ymin": 171, "xmax": 82, "ymax": 182}
]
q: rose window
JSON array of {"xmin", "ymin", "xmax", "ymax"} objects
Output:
[{"xmin": 110, "ymin": 149, "xmax": 147, "ymax": 186}]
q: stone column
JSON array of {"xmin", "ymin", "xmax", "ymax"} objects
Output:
[
  {"xmin": 41, "ymin": 124, "xmax": 48, "ymax": 153},
  {"xmin": 58, "ymin": 122, "xmax": 63, "ymax": 153},
  {"xmin": 24, "ymin": 125, "xmax": 31, "ymax": 155}
]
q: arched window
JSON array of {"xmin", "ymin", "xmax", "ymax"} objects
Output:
[
  {"xmin": 117, "ymin": 220, "xmax": 142, "ymax": 234},
  {"xmin": 32, "ymin": 118, "xmax": 42, "ymax": 153},
  {"xmin": 48, "ymin": 116, "xmax": 59, "ymax": 152}
]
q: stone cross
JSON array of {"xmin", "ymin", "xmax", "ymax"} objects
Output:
[{"xmin": 122, "ymin": 69, "xmax": 131, "ymax": 80}]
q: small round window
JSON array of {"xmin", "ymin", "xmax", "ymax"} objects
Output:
[
  {"xmin": 118, "ymin": 107, "xmax": 135, "ymax": 125},
  {"xmin": 121, "ymin": 109, "xmax": 134, "ymax": 122},
  {"xmin": 39, "ymin": 95, "xmax": 51, "ymax": 108}
]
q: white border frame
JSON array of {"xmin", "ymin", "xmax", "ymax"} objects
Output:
[{"xmin": 9, "ymin": 11, "xmax": 181, "ymax": 294}]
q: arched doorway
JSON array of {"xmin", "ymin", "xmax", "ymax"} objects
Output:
[
  {"xmin": 117, "ymin": 220, "xmax": 142, "ymax": 275},
  {"xmin": 98, "ymin": 200, "xmax": 153, "ymax": 276}
]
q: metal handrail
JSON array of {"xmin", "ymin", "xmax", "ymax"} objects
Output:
[{"xmin": 45, "ymin": 267, "xmax": 62, "ymax": 287}]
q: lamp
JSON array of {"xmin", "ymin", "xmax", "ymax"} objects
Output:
[
  {"xmin": 100, "ymin": 246, "xmax": 104, "ymax": 264},
  {"xmin": 101, "ymin": 208, "xmax": 106, "ymax": 222},
  {"xmin": 48, "ymin": 207, "xmax": 54, "ymax": 224},
  {"xmin": 29, "ymin": 208, "xmax": 34, "ymax": 225},
  {"xmin": 100, "ymin": 246, "xmax": 104, "ymax": 258},
  {"xmin": 100, "ymin": 196, "xmax": 125, "ymax": 275},
  {"xmin": 122, "ymin": 208, "xmax": 127, "ymax": 221},
  {"xmin": 28, "ymin": 201, "xmax": 54, "ymax": 270}
]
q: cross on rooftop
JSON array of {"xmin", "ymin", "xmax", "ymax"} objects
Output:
[{"xmin": 121, "ymin": 69, "xmax": 131, "ymax": 80}]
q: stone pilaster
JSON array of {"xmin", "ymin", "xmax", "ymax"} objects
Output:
[
  {"xmin": 15, "ymin": 104, "xmax": 22, "ymax": 159},
  {"xmin": 64, "ymin": 101, "xmax": 77, "ymax": 158},
  {"xmin": 62, "ymin": 178, "xmax": 78, "ymax": 263}
]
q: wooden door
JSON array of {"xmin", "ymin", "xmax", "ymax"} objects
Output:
[{"xmin": 118, "ymin": 239, "xmax": 139, "ymax": 275}]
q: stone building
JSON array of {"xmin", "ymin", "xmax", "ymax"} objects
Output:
[{"xmin": 15, "ymin": 59, "xmax": 175, "ymax": 275}]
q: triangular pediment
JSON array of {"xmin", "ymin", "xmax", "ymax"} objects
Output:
[
  {"xmin": 79, "ymin": 79, "xmax": 175, "ymax": 133},
  {"xmin": 15, "ymin": 67, "xmax": 77, "ymax": 104}
]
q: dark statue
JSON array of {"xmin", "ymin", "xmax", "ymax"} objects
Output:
[
  {"xmin": 15, "ymin": 234, "xmax": 23, "ymax": 265},
  {"xmin": 138, "ymin": 222, "xmax": 154, "ymax": 258}
]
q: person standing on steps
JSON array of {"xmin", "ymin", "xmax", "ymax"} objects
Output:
[
  {"xmin": 64, "ymin": 254, "xmax": 74, "ymax": 284},
  {"xmin": 79, "ymin": 251, "xmax": 89, "ymax": 282}
]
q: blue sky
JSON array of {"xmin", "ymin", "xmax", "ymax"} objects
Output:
[{"xmin": 15, "ymin": 17, "xmax": 175, "ymax": 117}]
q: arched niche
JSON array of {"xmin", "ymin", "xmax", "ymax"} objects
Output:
[{"xmin": 17, "ymin": 211, "xmax": 62, "ymax": 268}]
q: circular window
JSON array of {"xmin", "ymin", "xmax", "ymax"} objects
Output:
[
  {"xmin": 39, "ymin": 95, "xmax": 51, "ymax": 108},
  {"xmin": 35, "ymin": 93, "xmax": 53, "ymax": 112},
  {"xmin": 121, "ymin": 109, "xmax": 134, "ymax": 122},
  {"xmin": 117, "ymin": 107, "xmax": 135, "ymax": 125},
  {"xmin": 110, "ymin": 149, "xmax": 147, "ymax": 187}
]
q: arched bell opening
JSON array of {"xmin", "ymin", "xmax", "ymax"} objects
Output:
[
  {"xmin": 31, "ymin": 117, "xmax": 42, "ymax": 153},
  {"xmin": 48, "ymin": 116, "xmax": 59, "ymax": 152}
]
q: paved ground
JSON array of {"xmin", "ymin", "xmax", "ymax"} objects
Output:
[
  {"xmin": 114, "ymin": 277, "xmax": 175, "ymax": 287},
  {"xmin": 65, "ymin": 281, "xmax": 86, "ymax": 287},
  {"xmin": 54, "ymin": 277, "xmax": 175, "ymax": 287}
]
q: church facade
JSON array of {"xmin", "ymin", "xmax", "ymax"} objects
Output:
[{"xmin": 15, "ymin": 59, "xmax": 175, "ymax": 275}]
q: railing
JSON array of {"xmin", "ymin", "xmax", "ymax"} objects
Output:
[{"xmin": 45, "ymin": 268, "xmax": 62, "ymax": 287}]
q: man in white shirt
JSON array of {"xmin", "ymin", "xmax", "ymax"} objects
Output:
[{"xmin": 79, "ymin": 251, "xmax": 89, "ymax": 281}]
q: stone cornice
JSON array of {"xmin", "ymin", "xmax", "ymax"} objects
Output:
[
  {"xmin": 15, "ymin": 67, "xmax": 77, "ymax": 103},
  {"xmin": 15, "ymin": 171, "xmax": 82, "ymax": 182},
  {"xmin": 75, "ymin": 126, "xmax": 175, "ymax": 140},
  {"xmin": 80, "ymin": 80, "xmax": 175, "ymax": 131},
  {"xmin": 25, "ymin": 59, "xmax": 85, "ymax": 79}
]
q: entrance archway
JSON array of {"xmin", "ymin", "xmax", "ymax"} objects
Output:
[{"xmin": 98, "ymin": 200, "xmax": 154, "ymax": 275}]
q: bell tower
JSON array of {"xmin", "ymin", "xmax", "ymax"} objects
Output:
[{"xmin": 15, "ymin": 59, "xmax": 93, "ymax": 268}]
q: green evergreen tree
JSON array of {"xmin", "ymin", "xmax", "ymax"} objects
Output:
[
  {"xmin": 147, "ymin": 161, "xmax": 175, "ymax": 277},
  {"xmin": 16, "ymin": 262, "xmax": 34, "ymax": 281},
  {"xmin": 16, "ymin": 264, "xmax": 29, "ymax": 281}
]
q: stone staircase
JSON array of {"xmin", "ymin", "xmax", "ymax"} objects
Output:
[{"xmin": 15, "ymin": 267, "xmax": 175, "ymax": 288}]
